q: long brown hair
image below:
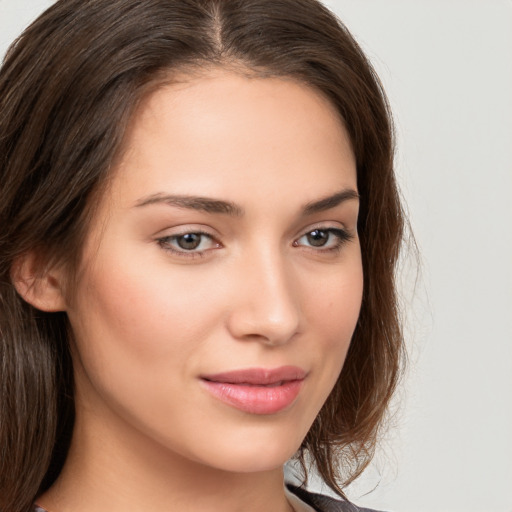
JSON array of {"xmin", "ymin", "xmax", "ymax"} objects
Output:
[{"xmin": 0, "ymin": 1, "xmax": 404, "ymax": 510}]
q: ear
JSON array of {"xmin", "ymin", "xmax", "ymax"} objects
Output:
[{"xmin": 11, "ymin": 251, "xmax": 67, "ymax": 312}]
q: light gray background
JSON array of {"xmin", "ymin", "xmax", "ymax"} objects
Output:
[{"xmin": 1, "ymin": 1, "xmax": 511, "ymax": 511}]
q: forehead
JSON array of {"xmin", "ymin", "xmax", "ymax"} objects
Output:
[{"xmin": 109, "ymin": 69, "xmax": 356, "ymax": 209}]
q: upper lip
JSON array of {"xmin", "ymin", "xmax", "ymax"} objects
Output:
[{"xmin": 201, "ymin": 366, "xmax": 307, "ymax": 385}]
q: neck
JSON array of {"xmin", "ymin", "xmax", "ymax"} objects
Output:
[{"xmin": 38, "ymin": 403, "xmax": 295, "ymax": 512}]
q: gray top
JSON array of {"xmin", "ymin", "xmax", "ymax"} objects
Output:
[{"xmin": 287, "ymin": 485, "xmax": 386, "ymax": 512}]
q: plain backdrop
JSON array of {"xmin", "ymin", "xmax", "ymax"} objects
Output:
[{"xmin": 1, "ymin": 1, "xmax": 511, "ymax": 512}]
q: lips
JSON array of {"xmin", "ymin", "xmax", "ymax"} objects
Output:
[{"xmin": 200, "ymin": 366, "xmax": 306, "ymax": 415}]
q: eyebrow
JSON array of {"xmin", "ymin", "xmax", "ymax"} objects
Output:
[
  {"xmin": 302, "ymin": 189, "xmax": 360, "ymax": 215},
  {"xmin": 134, "ymin": 188, "xmax": 359, "ymax": 216},
  {"xmin": 134, "ymin": 193, "xmax": 244, "ymax": 216}
]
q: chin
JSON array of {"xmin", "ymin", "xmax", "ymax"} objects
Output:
[
  {"xmin": 182, "ymin": 422, "xmax": 306, "ymax": 474},
  {"xmin": 204, "ymin": 448, "xmax": 296, "ymax": 474}
]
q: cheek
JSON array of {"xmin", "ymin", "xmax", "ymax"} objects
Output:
[
  {"xmin": 66, "ymin": 249, "xmax": 230, "ymax": 426},
  {"xmin": 266, "ymin": 261, "xmax": 363, "ymax": 447},
  {"xmin": 297, "ymin": 253, "xmax": 363, "ymax": 400},
  {"xmin": 66, "ymin": 250, "xmax": 226, "ymax": 443},
  {"xmin": 303, "ymin": 255, "xmax": 363, "ymax": 344},
  {"xmin": 71, "ymin": 254, "xmax": 219, "ymax": 361}
]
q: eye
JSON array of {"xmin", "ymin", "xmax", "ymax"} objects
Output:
[
  {"xmin": 174, "ymin": 233, "xmax": 205, "ymax": 250},
  {"xmin": 157, "ymin": 231, "xmax": 220, "ymax": 256},
  {"xmin": 293, "ymin": 228, "xmax": 353, "ymax": 252}
]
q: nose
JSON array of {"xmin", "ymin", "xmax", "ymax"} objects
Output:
[{"xmin": 225, "ymin": 248, "xmax": 301, "ymax": 347}]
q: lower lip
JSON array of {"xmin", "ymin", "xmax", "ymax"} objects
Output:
[{"xmin": 200, "ymin": 379, "xmax": 304, "ymax": 415}]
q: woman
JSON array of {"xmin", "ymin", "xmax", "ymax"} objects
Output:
[{"xmin": 0, "ymin": 1, "xmax": 404, "ymax": 511}]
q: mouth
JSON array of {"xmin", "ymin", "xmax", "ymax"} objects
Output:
[{"xmin": 200, "ymin": 366, "xmax": 306, "ymax": 415}]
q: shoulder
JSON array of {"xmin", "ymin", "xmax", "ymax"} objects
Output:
[{"xmin": 287, "ymin": 484, "xmax": 388, "ymax": 512}]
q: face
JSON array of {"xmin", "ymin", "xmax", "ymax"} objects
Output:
[{"xmin": 65, "ymin": 69, "xmax": 363, "ymax": 474}]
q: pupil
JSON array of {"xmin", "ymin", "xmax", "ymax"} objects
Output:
[
  {"xmin": 177, "ymin": 233, "xmax": 201, "ymax": 250},
  {"xmin": 307, "ymin": 229, "xmax": 328, "ymax": 247}
]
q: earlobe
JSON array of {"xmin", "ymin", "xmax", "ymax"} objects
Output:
[{"xmin": 11, "ymin": 252, "xmax": 67, "ymax": 312}]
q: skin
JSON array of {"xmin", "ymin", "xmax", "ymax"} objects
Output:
[{"xmin": 37, "ymin": 69, "xmax": 363, "ymax": 512}]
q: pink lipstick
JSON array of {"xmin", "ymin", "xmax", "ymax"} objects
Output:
[{"xmin": 200, "ymin": 366, "xmax": 306, "ymax": 415}]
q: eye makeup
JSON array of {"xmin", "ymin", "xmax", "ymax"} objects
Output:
[
  {"xmin": 293, "ymin": 227, "xmax": 354, "ymax": 254},
  {"xmin": 155, "ymin": 224, "xmax": 354, "ymax": 261},
  {"xmin": 156, "ymin": 229, "xmax": 222, "ymax": 260}
]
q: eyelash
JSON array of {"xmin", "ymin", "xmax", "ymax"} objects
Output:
[
  {"xmin": 293, "ymin": 228, "xmax": 354, "ymax": 254},
  {"xmin": 156, "ymin": 230, "xmax": 218, "ymax": 259},
  {"xmin": 156, "ymin": 227, "xmax": 354, "ymax": 259}
]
